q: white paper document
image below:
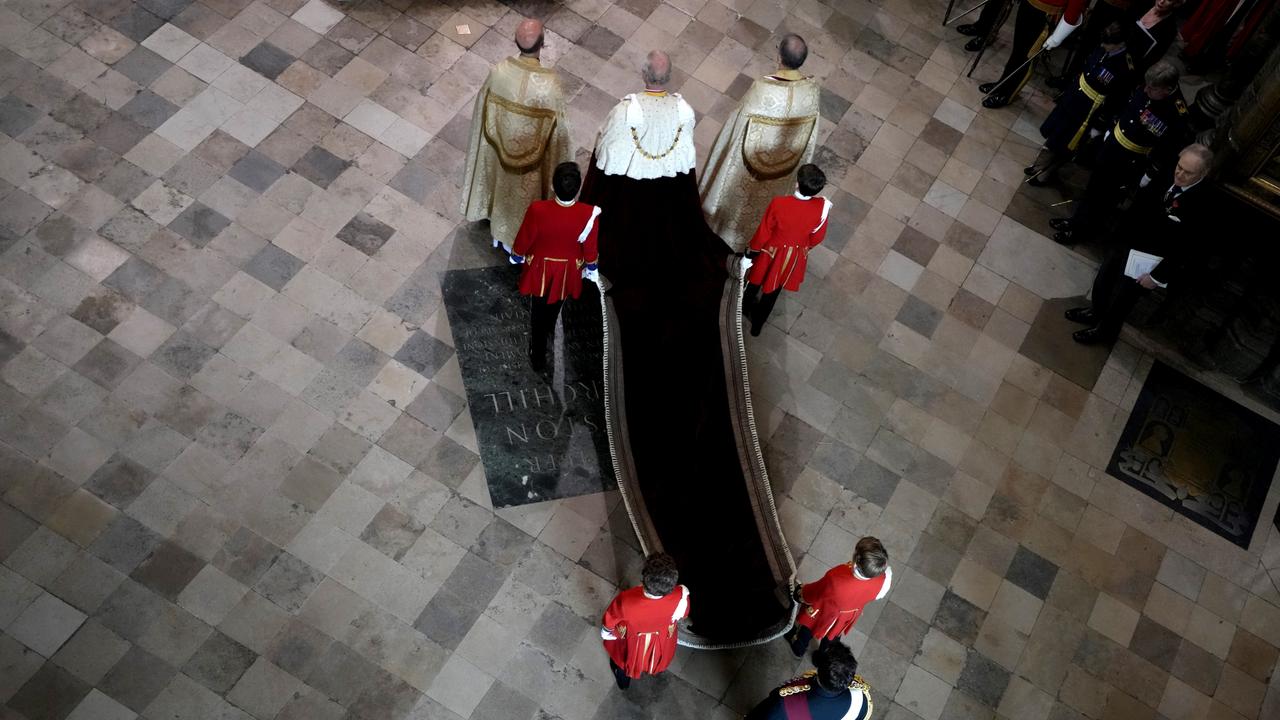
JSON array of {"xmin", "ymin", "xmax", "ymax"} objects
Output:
[{"xmin": 1124, "ymin": 250, "xmax": 1163, "ymax": 279}]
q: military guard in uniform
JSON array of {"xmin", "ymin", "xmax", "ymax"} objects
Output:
[
  {"xmin": 786, "ymin": 537, "xmax": 891, "ymax": 657},
  {"xmin": 742, "ymin": 164, "xmax": 831, "ymax": 337},
  {"xmin": 1051, "ymin": 60, "xmax": 1190, "ymax": 244},
  {"xmin": 460, "ymin": 20, "xmax": 571, "ymax": 255},
  {"xmin": 1024, "ymin": 22, "xmax": 1136, "ymax": 186},
  {"xmin": 699, "ymin": 34, "xmax": 821, "ymax": 253},
  {"xmin": 511, "ymin": 162, "xmax": 600, "ymax": 372},
  {"xmin": 1051, "ymin": 0, "xmax": 1138, "ymax": 86},
  {"xmin": 962, "ymin": 0, "xmax": 1089, "ymax": 109},
  {"xmin": 600, "ymin": 552, "xmax": 689, "ymax": 690},
  {"xmin": 745, "ymin": 641, "xmax": 873, "ymax": 720}
]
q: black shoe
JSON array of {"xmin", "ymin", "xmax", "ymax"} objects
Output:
[
  {"xmin": 1048, "ymin": 218, "xmax": 1073, "ymax": 231},
  {"xmin": 1027, "ymin": 174, "xmax": 1051, "ymax": 187},
  {"xmin": 982, "ymin": 94, "xmax": 1010, "ymax": 109},
  {"xmin": 957, "ymin": 23, "xmax": 982, "ymax": 36},
  {"xmin": 750, "ymin": 325, "xmax": 763, "ymax": 337},
  {"xmin": 1072, "ymin": 327, "xmax": 1110, "ymax": 345},
  {"xmin": 1052, "ymin": 230, "xmax": 1074, "ymax": 245},
  {"xmin": 964, "ymin": 37, "xmax": 986, "ymax": 52},
  {"xmin": 1024, "ymin": 165, "xmax": 1039, "ymax": 176},
  {"xmin": 1064, "ymin": 307, "xmax": 1096, "ymax": 324},
  {"xmin": 978, "ymin": 81, "xmax": 998, "ymax": 94}
]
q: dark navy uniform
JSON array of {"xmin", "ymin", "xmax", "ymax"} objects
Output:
[
  {"xmin": 1064, "ymin": 84, "xmax": 1190, "ymax": 238},
  {"xmin": 1040, "ymin": 46, "xmax": 1136, "ymax": 155},
  {"xmin": 744, "ymin": 671, "xmax": 873, "ymax": 720},
  {"xmin": 1058, "ymin": 0, "xmax": 1138, "ymax": 82}
]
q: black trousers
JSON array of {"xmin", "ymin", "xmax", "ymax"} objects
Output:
[
  {"xmin": 609, "ymin": 660, "xmax": 631, "ymax": 689},
  {"xmin": 530, "ymin": 295, "xmax": 563, "ymax": 363},
  {"xmin": 1070, "ymin": 138, "xmax": 1145, "ymax": 237},
  {"xmin": 743, "ymin": 284, "xmax": 781, "ymax": 336},
  {"xmin": 989, "ymin": 0, "xmax": 1054, "ymax": 100},
  {"xmin": 1089, "ymin": 247, "xmax": 1149, "ymax": 340},
  {"xmin": 789, "ymin": 625, "xmax": 837, "ymax": 657}
]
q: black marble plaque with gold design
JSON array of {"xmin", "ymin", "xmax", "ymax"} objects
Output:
[{"xmin": 1107, "ymin": 361, "xmax": 1278, "ymax": 548}]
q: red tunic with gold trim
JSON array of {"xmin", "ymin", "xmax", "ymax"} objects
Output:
[
  {"xmin": 795, "ymin": 563, "xmax": 892, "ymax": 641},
  {"xmin": 1027, "ymin": 0, "xmax": 1087, "ymax": 24},
  {"xmin": 600, "ymin": 584, "xmax": 689, "ymax": 679},
  {"xmin": 512, "ymin": 199, "xmax": 601, "ymax": 303},
  {"xmin": 745, "ymin": 193, "xmax": 831, "ymax": 294}
]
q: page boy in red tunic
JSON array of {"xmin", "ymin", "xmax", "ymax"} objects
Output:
[
  {"xmin": 512, "ymin": 161, "xmax": 600, "ymax": 371},
  {"xmin": 787, "ymin": 536, "xmax": 891, "ymax": 657},
  {"xmin": 600, "ymin": 552, "xmax": 689, "ymax": 689},
  {"xmin": 743, "ymin": 163, "xmax": 831, "ymax": 337}
]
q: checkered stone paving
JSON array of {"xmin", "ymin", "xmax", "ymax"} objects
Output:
[{"xmin": 1, "ymin": 1, "xmax": 1280, "ymax": 719}]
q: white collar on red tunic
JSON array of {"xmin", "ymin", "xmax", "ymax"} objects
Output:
[
  {"xmin": 794, "ymin": 190, "xmax": 813, "ymax": 200},
  {"xmin": 555, "ymin": 197, "xmax": 577, "ymax": 207}
]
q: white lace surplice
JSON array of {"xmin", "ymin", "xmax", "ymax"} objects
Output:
[{"xmin": 593, "ymin": 92, "xmax": 696, "ymax": 180}]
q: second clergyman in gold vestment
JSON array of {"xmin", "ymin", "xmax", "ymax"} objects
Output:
[
  {"xmin": 699, "ymin": 35, "xmax": 820, "ymax": 253},
  {"xmin": 460, "ymin": 20, "xmax": 571, "ymax": 253}
]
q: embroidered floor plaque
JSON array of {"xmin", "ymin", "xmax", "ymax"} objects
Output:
[
  {"xmin": 1106, "ymin": 361, "xmax": 1279, "ymax": 548},
  {"xmin": 441, "ymin": 264, "xmax": 615, "ymax": 507}
]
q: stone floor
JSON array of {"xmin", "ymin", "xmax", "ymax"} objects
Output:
[{"xmin": 1, "ymin": 0, "xmax": 1279, "ymax": 719}]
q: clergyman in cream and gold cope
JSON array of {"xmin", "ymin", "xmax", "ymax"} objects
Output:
[
  {"xmin": 459, "ymin": 19, "xmax": 572, "ymax": 254},
  {"xmin": 698, "ymin": 34, "xmax": 821, "ymax": 253}
]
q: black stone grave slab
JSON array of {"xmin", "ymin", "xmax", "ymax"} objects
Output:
[
  {"xmin": 1107, "ymin": 360, "xmax": 1279, "ymax": 548},
  {"xmin": 441, "ymin": 264, "xmax": 614, "ymax": 507}
]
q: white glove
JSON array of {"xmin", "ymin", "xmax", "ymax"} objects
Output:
[
  {"xmin": 1139, "ymin": 174, "xmax": 1151, "ymax": 188},
  {"xmin": 737, "ymin": 256, "xmax": 753, "ymax": 280},
  {"xmin": 1041, "ymin": 17, "xmax": 1078, "ymax": 50},
  {"xmin": 582, "ymin": 267, "xmax": 600, "ymax": 284},
  {"xmin": 1088, "ymin": 128, "xmax": 1101, "ymax": 139}
]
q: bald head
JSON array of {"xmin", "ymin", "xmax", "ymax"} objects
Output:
[
  {"xmin": 779, "ymin": 34, "xmax": 808, "ymax": 70},
  {"xmin": 515, "ymin": 19, "xmax": 544, "ymax": 54},
  {"xmin": 642, "ymin": 50, "xmax": 671, "ymax": 88}
]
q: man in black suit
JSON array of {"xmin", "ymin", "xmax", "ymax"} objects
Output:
[{"xmin": 1067, "ymin": 143, "xmax": 1213, "ymax": 345}]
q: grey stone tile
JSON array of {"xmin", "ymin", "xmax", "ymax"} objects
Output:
[
  {"xmin": 393, "ymin": 330, "xmax": 452, "ymax": 379},
  {"xmin": 110, "ymin": 5, "xmax": 165, "ymax": 42},
  {"xmin": 240, "ymin": 41, "xmax": 295, "ymax": 80},
  {"xmin": 292, "ymin": 146, "xmax": 348, "ymax": 189},
  {"xmin": 375, "ymin": 413, "xmax": 441, "ymax": 467},
  {"xmin": 331, "ymin": 338, "xmax": 389, "ymax": 386},
  {"xmin": 278, "ymin": 455, "xmax": 343, "ymax": 512},
  {"xmin": 252, "ymin": 552, "xmax": 322, "ymax": 612},
  {"xmin": 183, "ymin": 630, "xmax": 257, "ymax": 694},
  {"xmin": 264, "ymin": 618, "xmax": 332, "ymax": 678},
  {"xmin": 0, "ymin": 95, "xmax": 44, "ymax": 136},
  {"xmin": 934, "ymin": 590, "xmax": 988, "ymax": 646},
  {"xmin": 52, "ymin": 94, "xmax": 112, "ymax": 135},
  {"xmin": 151, "ymin": 329, "xmax": 217, "ymax": 379},
  {"xmin": 336, "ymin": 211, "xmax": 395, "ymax": 257},
  {"xmin": 1128, "ymin": 615, "xmax": 1181, "ymax": 672},
  {"xmin": 307, "ymin": 422, "xmax": 372, "ymax": 474},
  {"xmin": 300, "ymin": 39, "xmax": 353, "ymax": 77},
  {"xmin": 182, "ymin": 302, "xmax": 246, "ymax": 349},
  {"xmin": 51, "ymin": 620, "xmax": 131, "ymax": 686},
  {"xmin": 129, "ymin": 540, "xmax": 205, "ymax": 601},
  {"xmin": 98, "ymin": 161, "xmax": 156, "ymax": 204},
  {"xmin": 49, "ymin": 554, "xmax": 128, "ymax": 616},
  {"xmin": 910, "ymin": 532, "xmax": 964, "ymax": 586},
  {"xmin": 897, "ymin": 295, "xmax": 943, "ymax": 338},
  {"xmin": 304, "ymin": 642, "xmax": 380, "ymax": 707},
  {"xmin": 7, "ymin": 662, "xmax": 92, "ymax": 720},
  {"xmin": 388, "ymin": 159, "xmax": 442, "ymax": 203},
  {"xmin": 212, "ymin": 527, "xmax": 282, "ymax": 586},
  {"xmin": 871, "ymin": 601, "xmax": 932, "ymax": 659},
  {"xmin": 167, "ymin": 202, "xmax": 231, "ymax": 247},
  {"xmin": 1005, "ymin": 545, "xmax": 1059, "ymax": 601},
  {"xmin": 84, "ymin": 453, "xmax": 156, "ymax": 508},
  {"xmin": 88, "ymin": 515, "xmax": 164, "ymax": 573},
  {"xmin": 243, "ymin": 243, "xmax": 304, "ymax": 291},
  {"xmin": 417, "ymin": 436, "xmax": 478, "ymax": 489},
  {"xmin": 71, "ymin": 290, "xmax": 135, "ymax": 335},
  {"xmin": 413, "ymin": 589, "xmax": 484, "ymax": 651},
  {"xmin": 347, "ymin": 670, "xmax": 422, "ymax": 720},
  {"xmin": 403, "ymin": 382, "xmax": 464, "ymax": 432},
  {"xmin": 811, "ymin": 438, "xmax": 868, "ymax": 493},
  {"xmin": 104, "ymin": 256, "xmax": 166, "ymax": 304},
  {"xmin": 119, "ymin": 90, "xmax": 178, "ymax": 130},
  {"xmin": 142, "ymin": 276, "xmax": 203, "ymax": 327},
  {"xmin": 194, "ymin": 409, "xmax": 263, "ymax": 462},
  {"xmin": 98, "ymin": 644, "xmax": 176, "ymax": 712},
  {"xmin": 470, "ymin": 517, "xmax": 534, "ymax": 569},
  {"xmin": 956, "ymin": 648, "xmax": 1010, "ymax": 707},
  {"xmin": 359, "ymin": 503, "xmax": 425, "ymax": 561},
  {"xmin": 228, "ymin": 149, "xmax": 287, "ymax": 193},
  {"xmin": 528, "ymin": 601, "xmax": 589, "ymax": 664},
  {"xmin": 113, "ymin": 46, "xmax": 171, "ymax": 86}
]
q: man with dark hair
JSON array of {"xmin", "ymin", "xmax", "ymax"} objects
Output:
[
  {"xmin": 600, "ymin": 552, "xmax": 689, "ymax": 689},
  {"xmin": 510, "ymin": 162, "xmax": 599, "ymax": 371},
  {"xmin": 745, "ymin": 641, "xmax": 873, "ymax": 720},
  {"xmin": 786, "ymin": 537, "xmax": 891, "ymax": 657},
  {"xmin": 461, "ymin": 19, "xmax": 570, "ymax": 254},
  {"xmin": 1050, "ymin": 60, "xmax": 1190, "ymax": 244},
  {"xmin": 700, "ymin": 34, "xmax": 820, "ymax": 252},
  {"xmin": 741, "ymin": 164, "xmax": 830, "ymax": 337}
]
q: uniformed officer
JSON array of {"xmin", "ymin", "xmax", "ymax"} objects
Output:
[
  {"xmin": 958, "ymin": 0, "xmax": 1088, "ymax": 109},
  {"xmin": 1024, "ymin": 22, "xmax": 1136, "ymax": 186},
  {"xmin": 1051, "ymin": 60, "xmax": 1190, "ymax": 244},
  {"xmin": 744, "ymin": 641, "xmax": 872, "ymax": 720},
  {"xmin": 1050, "ymin": 0, "xmax": 1139, "ymax": 87}
]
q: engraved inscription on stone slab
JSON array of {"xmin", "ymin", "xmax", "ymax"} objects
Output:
[{"xmin": 441, "ymin": 265, "xmax": 615, "ymax": 507}]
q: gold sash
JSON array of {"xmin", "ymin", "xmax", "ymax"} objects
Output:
[
  {"xmin": 482, "ymin": 90, "xmax": 558, "ymax": 171},
  {"xmin": 741, "ymin": 113, "xmax": 817, "ymax": 180}
]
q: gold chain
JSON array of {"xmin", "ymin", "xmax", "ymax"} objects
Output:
[{"xmin": 630, "ymin": 125, "xmax": 683, "ymax": 160}]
